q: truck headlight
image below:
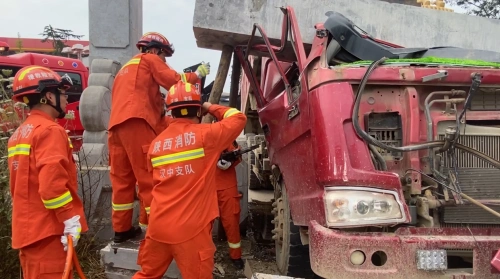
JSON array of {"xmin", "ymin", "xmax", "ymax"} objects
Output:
[{"xmin": 324, "ymin": 187, "xmax": 407, "ymax": 227}]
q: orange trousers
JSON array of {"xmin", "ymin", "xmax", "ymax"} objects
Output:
[
  {"xmin": 19, "ymin": 235, "xmax": 68, "ymax": 279},
  {"xmin": 139, "ymin": 198, "xmax": 149, "ymax": 228},
  {"xmin": 217, "ymin": 186, "xmax": 242, "ymax": 259},
  {"xmin": 109, "ymin": 118, "xmax": 156, "ymax": 232},
  {"xmin": 133, "ymin": 222, "xmax": 215, "ymax": 279}
]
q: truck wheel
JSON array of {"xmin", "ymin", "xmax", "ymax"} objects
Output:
[{"xmin": 273, "ymin": 179, "xmax": 315, "ymax": 278}]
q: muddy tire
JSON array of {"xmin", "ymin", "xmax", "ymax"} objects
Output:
[{"xmin": 274, "ymin": 179, "xmax": 315, "ymax": 278}]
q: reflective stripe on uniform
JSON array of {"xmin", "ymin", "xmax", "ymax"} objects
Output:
[
  {"xmin": 112, "ymin": 202, "xmax": 134, "ymax": 211},
  {"xmin": 223, "ymin": 108, "xmax": 240, "ymax": 118},
  {"xmin": 228, "ymin": 241, "xmax": 241, "ymax": 249},
  {"xmin": 67, "ymin": 138, "xmax": 73, "ymax": 149},
  {"xmin": 169, "ymin": 85, "xmax": 176, "ymax": 95},
  {"xmin": 145, "ymin": 207, "xmax": 150, "ymax": 214},
  {"xmin": 139, "ymin": 222, "xmax": 148, "ymax": 228},
  {"xmin": 151, "ymin": 148, "xmax": 205, "ymax": 168},
  {"xmin": 121, "ymin": 58, "xmax": 141, "ymax": 70},
  {"xmin": 42, "ymin": 190, "xmax": 73, "ymax": 209},
  {"xmin": 8, "ymin": 144, "xmax": 31, "ymax": 157},
  {"xmin": 180, "ymin": 73, "xmax": 187, "ymax": 83}
]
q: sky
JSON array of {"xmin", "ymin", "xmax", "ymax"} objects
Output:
[
  {"xmin": 0, "ymin": 0, "xmax": 467, "ymax": 93},
  {"xmin": 0, "ymin": 0, "xmax": 231, "ymax": 91}
]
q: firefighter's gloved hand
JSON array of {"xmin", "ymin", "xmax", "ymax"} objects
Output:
[
  {"xmin": 196, "ymin": 62, "xmax": 210, "ymax": 79},
  {"xmin": 61, "ymin": 215, "xmax": 82, "ymax": 251},
  {"xmin": 217, "ymin": 159, "xmax": 232, "ymax": 170}
]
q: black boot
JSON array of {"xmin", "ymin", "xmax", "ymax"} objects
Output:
[
  {"xmin": 113, "ymin": 226, "xmax": 142, "ymax": 243},
  {"xmin": 231, "ymin": 258, "xmax": 244, "ymax": 270}
]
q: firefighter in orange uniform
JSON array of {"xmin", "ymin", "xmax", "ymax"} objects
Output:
[
  {"xmin": 137, "ymin": 113, "xmax": 174, "ymax": 231},
  {"xmin": 8, "ymin": 66, "xmax": 88, "ymax": 279},
  {"xmin": 132, "ymin": 81, "xmax": 247, "ymax": 279},
  {"xmin": 108, "ymin": 32, "xmax": 211, "ymax": 242},
  {"xmin": 216, "ymin": 141, "xmax": 245, "ymax": 269}
]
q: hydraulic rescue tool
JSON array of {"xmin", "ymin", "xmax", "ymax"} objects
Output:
[{"xmin": 221, "ymin": 144, "xmax": 260, "ymax": 163}]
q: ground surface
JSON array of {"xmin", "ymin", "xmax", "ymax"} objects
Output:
[{"xmin": 213, "ymin": 237, "xmax": 278, "ymax": 278}]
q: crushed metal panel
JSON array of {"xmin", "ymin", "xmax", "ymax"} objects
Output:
[
  {"xmin": 244, "ymin": 260, "xmax": 303, "ymax": 279},
  {"xmin": 100, "ymin": 239, "xmax": 183, "ymax": 278},
  {"xmin": 248, "ymin": 189, "xmax": 274, "ymax": 203}
]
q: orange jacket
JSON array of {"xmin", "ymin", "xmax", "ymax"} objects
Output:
[
  {"xmin": 215, "ymin": 141, "xmax": 242, "ymax": 191},
  {"xmin": 146, "ymin": 105, "xmax": 247, "ymax": 244},
  {"xmin": 8, "ymin": 110, "xmax": 88, "ymax": 249},
  {"xmin": 158, "ymin": 115, "xmax": 174, "ymax": 132},
  {"xmin": 108, "ymin": 53, "xmax": 199, "ymax": 134}
]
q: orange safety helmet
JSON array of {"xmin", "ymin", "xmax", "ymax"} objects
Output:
[
  {"xmin": 166, "ymin": 80, "xmax": 202, "ymax": 111},
  {"xmin": 136, "ymin": 32, "xmax": 175, "ymax": 57},
  {"xmin": 12, "ymin": 66, "xmax": 73, "ymax": 103}
]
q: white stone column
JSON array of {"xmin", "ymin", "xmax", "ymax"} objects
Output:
[{"xmin": 89, "ymin": 0, "xmax": 143, "ymax": 66}]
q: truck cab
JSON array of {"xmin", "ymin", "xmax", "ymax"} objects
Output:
[
  {"xmin": 0, "ymin": 52, "xmax": 89, "ymax": 151},
  {"xmin": 237, "ymin": 6, "xmax": 500, "ymax": 279}
]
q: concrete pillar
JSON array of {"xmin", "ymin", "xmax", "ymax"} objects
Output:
[
  {"xmin": 87, "ymin": 2, "xmax": 182, "ymax": 278},
  {"xmin": 89, "ymin": 0, "xmax": 143, "ymax": 66},
  {"xmin": 85, "ymin": 0, "xmax": 143, "ymax": 241},
  {"xmin": 379, "ymin": 0, "xmax": 420, "ymax": 6},
  {"xmin": 193, "ymin": 0, "xmax": 500, "ymax": 52}
]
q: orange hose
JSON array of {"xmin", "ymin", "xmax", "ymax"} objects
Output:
[
  {"xmin": 62, "ymin": 239, "xmax": 73, "ymax": 279},
  {"xmin": 72, "ymin": 245, "xmax": 86, "ymax": 279},
  {"xmin": 62, "ymin": 236, "xmax": 87, "ymax": 279}
]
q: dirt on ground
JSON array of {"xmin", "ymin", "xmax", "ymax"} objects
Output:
[{"xmin": 213, "ymin": 237, "xmax": 278, "ymax": 279}]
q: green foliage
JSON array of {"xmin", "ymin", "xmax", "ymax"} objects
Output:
[
  {"xmin": 40, "ymin": 25, "xmax": 84, "ymax": 55},
  {"xmin": 339, "ymin": 56, "xmax": 500, "ymax": 68},
  {"xmin": 15, "ymin": 33, "xmax": 23, "ymax": 53},
  {"xmin": 445, "ymin": 0, "xmax": 500, "ymax": 19},
  {"xmin": 0, "ymin": 69, "xmax": 24, "ymax": 278}
]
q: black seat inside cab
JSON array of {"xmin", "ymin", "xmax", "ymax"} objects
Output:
[
  {"xmin": 323, "ymin": 11, "xmax": 428, "ymax": 63},
  {"xmin": 323, "ymin": 11, "xmax": 500, "ymax": 64}
]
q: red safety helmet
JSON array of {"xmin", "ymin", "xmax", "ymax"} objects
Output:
[
  {"xmin": 12, "ymin": 66, "xmax": 73, "ymax": 103},
  {"xmin": 166, "ymin": 80, "xmax": 202, "ymax": 111},
  {"xmin": 136, "ymin": 32, "xmax": 175, "ymax": 57}
]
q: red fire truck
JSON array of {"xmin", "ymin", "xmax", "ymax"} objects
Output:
[{"xmin": 0, "ymin": 51, "xmax": 88, "ymax": 151}]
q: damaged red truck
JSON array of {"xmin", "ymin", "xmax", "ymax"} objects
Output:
[{"xmin": 236, "ymin": 6, "xmax": 500, "ymax": 279}]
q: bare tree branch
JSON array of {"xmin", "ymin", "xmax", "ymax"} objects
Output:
[
  {"xmin": 446, "ymin": 0, "xmax": 500, "ymax": 19},
  {"xmin": 39, "ymin": 24, "xmax": 84, "ymax": 55}
]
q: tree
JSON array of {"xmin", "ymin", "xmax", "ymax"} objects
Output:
[
  {"xmin": 445, "ymin": 0, "xmax": 500, "ymax": 19},
  {"xmin": 40, "ymin": 25, "xmax": 84, "ymax": 55},
  {"xmin": 16, "ymin": 32, "xmax": 23, "ymax": 53}
]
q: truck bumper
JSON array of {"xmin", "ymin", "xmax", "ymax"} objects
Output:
[{"xmin": 309, "ymin": 220, "xmax": 500, "ymax": 279}]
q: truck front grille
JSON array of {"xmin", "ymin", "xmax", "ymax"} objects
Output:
[{"xmin": 439, "ymin": 134, "xmax": 500, "ymax": 225}]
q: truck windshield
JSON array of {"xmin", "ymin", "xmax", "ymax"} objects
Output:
[
  {"xmin": 55, "ymin": 71, "xmax": 82, "ymax": 103},
  {"xmin": 0, "ymin": 66, "xmax": 82, "ymax": 103}
]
